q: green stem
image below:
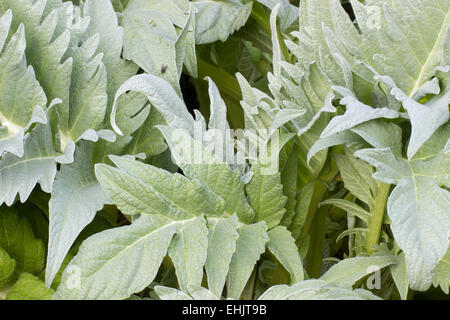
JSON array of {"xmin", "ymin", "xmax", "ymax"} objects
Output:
[
  {"xmin": 301, "ymin": 161, "xmax": 339, "ymax": 238},
  {"xmin": 302, "ymin": 181, "xmax": 329, "ymax": 238},
  {"xmin": 302, "ymin": 160, "xmax": 339, "ymax": 278},
  {"xmin": 306, "ymin": 204, "xmax": 329, "ymax": 278},
  {"xmin": 366, "ymin": 182, "xmax": 391, "ymax": 254}
]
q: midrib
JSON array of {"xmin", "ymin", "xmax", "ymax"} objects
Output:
[
  {"xmin": 0, "ymin": 110, "xmax": 23, "ymax": 135},
  {"xmin": 409, "ymin": 8, "xmax": 450, "ymax": 97}
]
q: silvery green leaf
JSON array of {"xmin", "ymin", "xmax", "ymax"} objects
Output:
[
  {"xmin": 95, "ymin": 155, "xmax": 224, "ymax": 220},
  {"xmin": 293, "ymin": 0, "xmax": 367, "ymax": 88},
  {"xmin": 257, "ymin": 0, "xmax": 297, "ymax": 32},
  {"xmin": 356, "ymin": 147, "xmax": 450, "ymax": 290},
  {"xmin": 389, "ymin": 177, "xmax": 450, "ymax": 291},
  {"xmin": 108, "ymin": 155, "xmax": 225, "ymax": 217},
  {"xmin": 266, "ymin": 226, "xmax": 304, "ymax": 283},
  {"xmin": 168, "ymin": 216, "xmax": 208, "ymax": 293},
  {"xmin": 334, "ymin": 153, "xmax": 377, "ymax": 208},
  {"xmin": 204, "ymin": 77, "xmax": 235, "ymax": 162},
  {"xmin": 320, "ymin": 255, "xmax": 397, "ymax": 287},
  {"xmin": 54, "ymin": 215, "xmax": 177, "ymax": 300},
  {"xmin": 192, "ymin": 0, "xmax": 252, "ymax": 44},
  {"xmin": 67, "ymin": 34, "xmax": 107, "ymax": 141},
  {"xmin": 0, "ymin": 0, "xmax": 74, "ymax": 132},
  {"xmin": 246, "ymin": 163, "xmax": 287, "ymax": 229},
  {"xmin": 186, "ymin": 163, "xmax": 255, "ymax": 224},
  {"xmin": 412, "ymin": 124, "xmax": 450, "ymax": 168},
  {"xmin": 288, "ymin": 182, "xmax": 315, "ymax": 240},
  {"xmin": 0, "ymin": 127, "xmax": 24, "ymax": 158},
  {"xmin": 268, "ymin": 64, "xmax": 336, "ymax": 137},
  {"xmin": 158, "ymin": 125, "xmax": 255, "ymax": 223},
  {"xmin": 46, "ymin": 141, "xmax": 111, "ymax": 287},
  {"xmin": 355, "ymin": 149, "xmax": 409, "ymax": 185},
  {"xmin": 188, "ymin": 286, "xmax": 220, "ymax": 300},
  {"xmin": 433, "ymin": 248, "xmax": 450, "ymax": 294},
  {"xmin": 205, "ymin": 215, "xmax": 239, "ymax": 297},
  {"xmin": 0, "ymin": 110, "xmax": 73, "ymax": 206},
  {"xmin": 270, "ymin": 3, "xmax": 281, "ymax": 78},
  {"xmin": 236, "ymin": 72, "xmax": 271, "ymax": 109},
  {"xmin": 0, "ymin": 106, "xmax": 48, "ymax": 158},
  {"xmin": 270, "ymin": 109, "xmax": 306, "ymax": 132},
  {"xmin": 154, "ymin": 285, "xmax": 220, "ymax": 300},
  {"xmin": 0, "ymin": 11, "xmax": 47, "ymax": 156},
  {"xmin": 111, "ymin": 74, "xmax": 194, "ymax": 136},
  {"xmin": 2, "ymin": 0, "xmax": 120, "ymax": 145},
  {"xmin": 444, "ymin": 30, "xmax": 450, "ymax": 65},
  {"xmin": 76, "ymin": 129, "xmax": 116, "ymax": 143},
  {"xmin": 206, "ymin": 76, "xmax": 229, "ymax": 131},
  {"xmin": 411, "ymin": 77, "xmax": 441, "ymax": 101},
  {"xmin": 321, "ymin": 95, "xmax": 399, "ymax": 138},
  {"xmin": 154, "ymin": 286, "xmax": 193, "ymax": 300},
  {"xmin": 237, "ymin": 71, "xmax": 277, "ymax": 132},
  {"xmin": 307, "ymin": 130, "xmax": 365, "ymax": 165},
  {"xmin": 391, "ymin": 85, "xmax": 450, "ymax": 159},
  {"xmin": 258, "ymin": 279, "xmax": 380, "ymax": 300},
  {"xmin": 124, "ymin": 106, "xmax": 167, "ymax": 159},
  {"xmin": 175, "ymin": 4, "xmax": 197, "ymax": 79},
  {"xmin": 390, "ymin": 253, "xmax": 409, "ymax": 300},
  {"xmin": 121, "ymin": 3, "xmax": 181, "ymax": 92},
  {"xmin": 82, "ymin": 0, "xmax": 138, "ymax": 112},
  {"xmin": 351, "ymin": 0, "xmax": 450, "ymax": 97},
  {"xmin": 227, "ymin": 222, "xmax": 269, "ymax": 299},
  {"xmin": 350, "ymin": 120, "xmax": 403, "ymax": 157},
  {"xmin": 112, "ymin": 92, "xmax": 151, "ymax": 137}
]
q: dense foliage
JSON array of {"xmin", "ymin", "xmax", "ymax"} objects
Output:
[{"xmin": 0, "ymin": 0, "xmax": 448, "ymax": 300}]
